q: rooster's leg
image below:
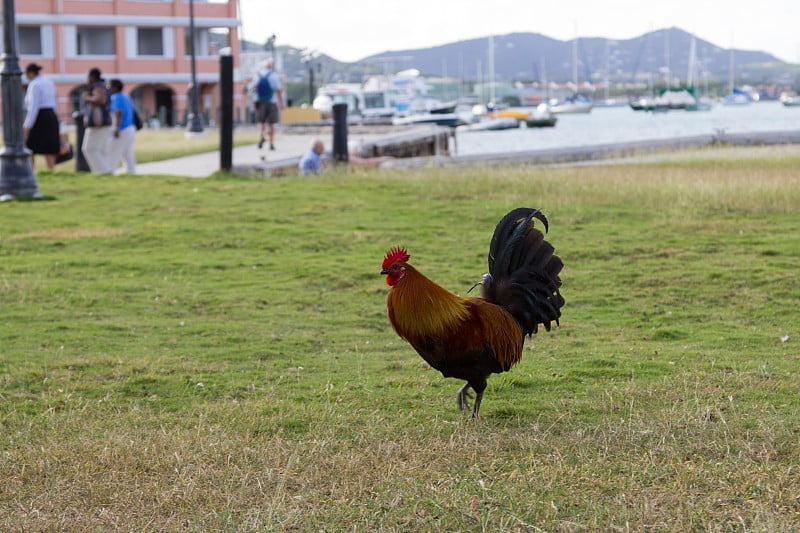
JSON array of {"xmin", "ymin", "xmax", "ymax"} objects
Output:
[
  {"xmin": 471, "ymin": 391, "xmax": 484, "ymax": 418},
  {"xmin": 457, "ymin": 383, "xmax": 473, "ymax": 412},
  {"xmin": 470, "ymin": 380, "xmax": 487, "ymax": 418}
]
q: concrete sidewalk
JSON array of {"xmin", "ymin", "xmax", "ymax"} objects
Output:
[
  {"xmin": 133, "ymin": 125, "xmax": 437, "ymax": 178},
  {"xmin": 134, "ymin": 129, "xmax": 324, "ymax": 178}
]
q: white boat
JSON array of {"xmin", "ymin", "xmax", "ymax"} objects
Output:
[
  {"xmin": 392, "ymin": 93, "xmax": 467, "ymax": 127},
  {"xmin": 630, "ymin": 88, "xmax": 710, "ymax": 112},
  {"xmin": 722, "ymin": 89, "xmax": 754, "ymax": 106},
  {"xmin": 722, "ymin": 50, "xmax": 755, "ymax": 106},
  {"xmin": 457, "ymin": 117, "xmax": 520, "ymax": 132},
  {"xmin": 549, "ymin": 95, "xmax": 593, "ymax": 114},
  {"xmin": 522, "ymin": 104, "xmax": 557, "ymax": 128},
  {"xmin": 392, "ymin": 113, "xmax": 466, "ymax": 127},
  {"xmin": 780, "ymin": 92, "xmax": 800, "ymax": 107},
  {"xmin": 312, "ymin": 68, "xmax": 435, "ymax": 124},
  {"xmin": 312, "ymin": 83, "xmax": 396, "ymax": 124}
]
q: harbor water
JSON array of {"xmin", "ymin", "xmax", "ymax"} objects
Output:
[{"xmin": 452, "ymin": 101, "xmax": 800, "ymax": 157}]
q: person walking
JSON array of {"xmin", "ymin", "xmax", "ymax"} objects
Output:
[
  {"xmin": 106, "ymin": 79, "xmax": 137, "ymax": 174},
  {"xmin": 248, "ymin": 59, "xmax": 283, "ymax": 150},
  {"xmin": 23, "ymin": 63, "xmax": 60, "ymax": 170},
  {"xmin": 81, "ymin": 67, "xmax": 112, "ymax": 174},
  {"xmin": 298, "ymin": 139, "xmax": 325, "ymax": 176}
]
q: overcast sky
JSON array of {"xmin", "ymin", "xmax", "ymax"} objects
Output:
[{"xmin": 239, "ymin": 0, "xmax": 799, "ymax": 64}]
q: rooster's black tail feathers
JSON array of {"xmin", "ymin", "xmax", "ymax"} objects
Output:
[{"xmin": 481, "ymin": 207, "xmax": 564, "ymax": 336}]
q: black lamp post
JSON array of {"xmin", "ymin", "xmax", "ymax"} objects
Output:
[
  {"xmin": 185, "ymin": 0, "xmax": 204, "ymax": 134},
  {"xmin": 0, "ymin": 0, "xmax": 40, "ymax": 200},
  {"xmin": 265, "ymin": 34, "xmax": 276, "ymax": 62},
  {"xmin": 308, "ymin": 62, "xmax": 315, "ymax": 105},
  {"xmin": 302, "ymin": 51, "xmax": 318, "ymax": 106}
]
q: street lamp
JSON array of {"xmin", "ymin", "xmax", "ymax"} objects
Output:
[
  {"xmin": 0, "ymin": 0, "xmax": 40, "ymax": 200},
  {"xmin": 185, "ymin": 0, "xmax": 204, "ymax": 135},
  {"xmin": 265, "ymin": 34, "xmax": 276, "ymax": 62},
  {"xmin": 302, "ymin": 50, "xmax": 319, "ymax": 106}
]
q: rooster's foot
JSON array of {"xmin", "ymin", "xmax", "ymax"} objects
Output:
[{"xmin": 457, "ymin": 383, "xmax": 473, "ymax": 412}]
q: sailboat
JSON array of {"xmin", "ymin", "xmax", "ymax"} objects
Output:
[
  {"xmin": 550, "ymin": 28, "xmax": 593, "ymax": 114},
  {"xmin": 723, "ymin": 46, "xmax": 753, "ymax": 105},
  {"xmin": 685, "ymin": 36, "xmax": 711, "ymax": 111},
  {"xmin": 463, "ymin": 35, "xmax": 522, "ymax": 131}
]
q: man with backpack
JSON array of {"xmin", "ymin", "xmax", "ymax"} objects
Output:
[{"xmin": 248, "ymin": 59, "xmax": 283, "ymax": 150}]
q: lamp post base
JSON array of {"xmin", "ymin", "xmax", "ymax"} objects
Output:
[
  {"xmin": 185, "ymin": 113, "xmax": 205, "ymax": 137},
  {"xmin": 0, "ymin": 150, "xmax": 39, "ymax": 201}
]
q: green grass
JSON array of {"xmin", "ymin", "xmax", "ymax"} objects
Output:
[{"xmin": 2, "ymin": 148, "xmax": 800, "ymax": 531}]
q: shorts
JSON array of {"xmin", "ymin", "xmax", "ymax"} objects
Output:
[{"xmin": 254, "ymin": 101, "xmax": 279, "ymax": 125}]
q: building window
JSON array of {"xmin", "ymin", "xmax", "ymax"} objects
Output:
[
  {"xmin": 76, "ymin": 27, "xmax": 115, "ymax": 56},
  {"xmin": 19, "ymin": 26, "xmax": 43, "ymax": 55},
  {"xmin": 137, "ymin": 28, "xmax": 164, "ymax": 56},
  {"xmin": 185, "ymin": 28, "xmax": 229, "ymax": 57}
]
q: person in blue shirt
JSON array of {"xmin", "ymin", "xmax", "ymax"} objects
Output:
[
  {"xmin": 248, "ymin": 59, "xmax": 283, "ymax": 150},
  {"xmin": 298, "ymin": 140, "xmax": 324, "ymax": 176},
  {"xmin": 106, "ymin": 78, "xmax": 137, "ymax": 173}
]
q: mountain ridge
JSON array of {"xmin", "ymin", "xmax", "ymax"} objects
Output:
[
  {"xmin": 358, "ymin": 28, "xmax": 785, "ymax": 84},
  {"xmin": 246, "ymin": 27, "xmax": 797, "ymax": 87}
]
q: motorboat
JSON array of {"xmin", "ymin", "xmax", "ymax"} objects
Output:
[
  {"xmin": 780, "ymin": 92, "xmax": 800, "ymax": 107},
  {"xmin": 392, "ymin": 113, "xmax": 466, "ymax": 127},
  {"xmin": 629, "ymin": 88, "xmax": 709, "ymax": 112},
  {"xmin": 521, "ymin": 103, "xmax": 557, "ymax": 128},
  {"xmin": 722, "ymin": 88, "xmax": 754, "ymax": 106},
  {"xmin": 456, "ymin": 117, "xmax": 520, "ymax": 132},
  {"xmin": 549, "ymin": 95, "xmax": 593, "ymax": 114}
]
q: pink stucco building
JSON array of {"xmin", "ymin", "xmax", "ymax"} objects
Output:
[{"xmin": 9, "ymin": 0, "xmax": 244, "ymax": 126}]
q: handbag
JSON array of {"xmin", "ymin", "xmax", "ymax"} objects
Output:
[
  {"xmin": 56, "ymin": 142, "xmax": 74, "ymax": 164},
  {"xmin": 84, "ymin": 83, "xmax": 112, "ymax": 128},
  {"xmin": 86, "ymin": 104, "xmax": 111, "ymax": 128}
]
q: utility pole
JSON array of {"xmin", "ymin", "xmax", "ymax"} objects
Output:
[
  {"xmin": 0, "ymin": 0, "xmax": 40, "ymax": 200},
  {"xmin": 185, "ymin": 0, "xmax": 204, "ymax": 135}
]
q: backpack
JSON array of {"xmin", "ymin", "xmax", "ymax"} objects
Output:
[{"xmin": 256, "ymin": 72, "xmax": 274, "ymax": 102}]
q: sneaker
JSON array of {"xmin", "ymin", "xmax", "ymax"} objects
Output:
[
  {"xmin": 270, "ymin": 143, "xmax": 275, "ymax": 151},
  {"xmin": 258, "ymin": 136, "xmax": 264, "ymax": 149}
]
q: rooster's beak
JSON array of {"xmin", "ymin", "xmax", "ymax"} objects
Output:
[{"xmin": 380, "ymin": 268, "xmax": 389, "ymax": 275}]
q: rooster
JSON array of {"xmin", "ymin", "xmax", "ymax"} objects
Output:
[{"xmin": 380, "ymin": 208, "xmax": 564, "ymax": 417}]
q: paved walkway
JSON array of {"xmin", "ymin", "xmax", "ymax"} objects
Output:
[
  {"xmin": 134, "ymin": 125, "xmax": 420, "ymax": 178},
  {"xmin": 134, "ymin": 129, "xmax": 324, "ymax": 178}
]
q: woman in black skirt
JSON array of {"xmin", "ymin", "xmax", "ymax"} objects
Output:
[{"xmin": 23, "ymin": 63, "xmax": 61, "ymax": 169}]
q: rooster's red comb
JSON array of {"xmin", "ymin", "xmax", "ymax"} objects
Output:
[{"xmin": 382, "ymin": 247, "xmax": 410, "ymax": 269}]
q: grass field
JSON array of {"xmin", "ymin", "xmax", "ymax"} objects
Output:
[{"xmin": 2, "ymin": 148, "xmax": 800, "ymax": 531}]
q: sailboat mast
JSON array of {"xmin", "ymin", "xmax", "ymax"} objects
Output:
[
  {"xmin": 604, "ymin": 39, "xmax": 610, "ymax": 100},
  {"xmin": 728, "ymin": 48, "xmax": 735, "ymax": 94},
  {"xmin": 687, "ymin": 36, "xmax": 696, "ymax": 89},
  {"xmin": 572, "ymin": 33, "xmax": 578, "ymax": 86},
  {"xmin": 488, "ymin": 35, "xmax": 496, "ymax": 105},
  {"xmin": 542, "ymin": 55, "xmax": 549, "ymax": 101}
]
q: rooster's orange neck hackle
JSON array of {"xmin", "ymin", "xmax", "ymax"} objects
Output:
[{"xmin": 382, "ymin": 248, "xmax": 471, "ymax": 339}]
